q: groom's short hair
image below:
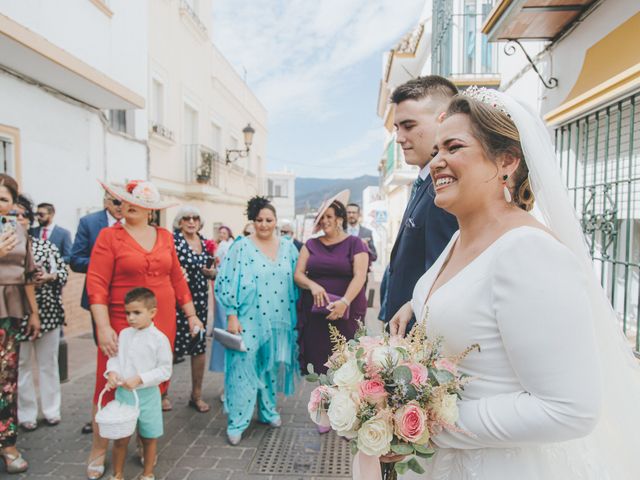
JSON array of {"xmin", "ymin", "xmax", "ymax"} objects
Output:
[{"xmin": 390, "ymin": 75, "xmax": 458, "ymax": 104}]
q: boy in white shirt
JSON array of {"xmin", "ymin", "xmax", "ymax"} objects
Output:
[{"xmin": 105, "ymin": 287, "xmax": 172, "ymax": 480}]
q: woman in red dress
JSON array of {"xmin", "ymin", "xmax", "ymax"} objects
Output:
[{"xmin": 85, "ymin": 180, "xmax": 204, "ymax": 479}]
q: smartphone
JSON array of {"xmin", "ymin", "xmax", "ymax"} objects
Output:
[{"xmin": 0, "ymin": 215, "xmax": 17, "ymax": 235}]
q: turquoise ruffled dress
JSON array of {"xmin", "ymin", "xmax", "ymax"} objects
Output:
[{"xmin": 215, "ymin": 236, "xmax": 299, "ymax": 436}]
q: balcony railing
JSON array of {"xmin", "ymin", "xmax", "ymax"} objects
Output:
[
  {"xmin": 150, "ymin": 122, "xmax": 175, "ymax": 142},
  {"xmin": 184, "ymin": 145, "xmax": 220, "ymax": 187}
]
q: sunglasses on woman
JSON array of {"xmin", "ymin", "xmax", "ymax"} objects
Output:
[{"xmin": 182, "ymin": 216, "xmax": 200, "ymax": 222}]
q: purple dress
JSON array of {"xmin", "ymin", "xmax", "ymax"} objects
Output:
[{"xmin": 298, "ymin": 235, "xmax": 368, "ymax": 374}]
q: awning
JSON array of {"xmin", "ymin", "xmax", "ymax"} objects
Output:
[
  {"xmin": 0, "ymin": 13, "xmax": 144, "ymax": 109},
  {"xmin": 482, "ymin": 0, "xmax": 597, "ymax": 42},
  {"xmin": 545, "ymin": 12, "xmax": 640, "ymax": 124}
]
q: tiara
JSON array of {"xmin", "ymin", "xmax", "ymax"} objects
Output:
[{"xmin": 462, "ymin": 86, "xmax": 511, "ymax": 118}]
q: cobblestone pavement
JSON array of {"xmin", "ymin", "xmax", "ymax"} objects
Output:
[{"xmin": 11, "ymin": 302, "xmax": 384, "ymax": 480}]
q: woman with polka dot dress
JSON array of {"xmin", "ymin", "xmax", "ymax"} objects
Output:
[
  {"xmin": 14, "ymin": 194, "xmax": 67, "ymax": 432},
  {"xmin": 216, "ymin": 196, "xmax": 299, "ymax": 445},
  {"xmin": 170, "ymin": 206, "xmax": 216, "ymax": 413}
]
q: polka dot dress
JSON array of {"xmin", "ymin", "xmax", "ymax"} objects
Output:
[
  {"xmin": 19, "ymin": 238, "xmax": 68, "ymax": 337},
  {"xmin": 173, "ymin": 231, "xmax": 212, "ymax": 357}
]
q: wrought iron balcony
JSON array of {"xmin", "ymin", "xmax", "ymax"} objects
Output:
[
  {"xmin": 184, "ymin": 145, "xmax": 220, "ymax": 187},
  {"xmin": 150, "ymin": 122, "xmax": 174, "ymax": 142}
]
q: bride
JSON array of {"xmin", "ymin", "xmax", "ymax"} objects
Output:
[{"xmin": 388, "ymin": 89, "xmax": 640, "ymax": 479}]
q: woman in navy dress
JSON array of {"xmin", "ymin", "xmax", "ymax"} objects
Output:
[{"xmin": 171, "ymin": 205, "xmax": 216, "ymax": 413}]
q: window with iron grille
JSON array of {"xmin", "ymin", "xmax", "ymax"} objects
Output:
[{"xmin": 554, "ymin": 93, "xmax": 640, "ymax": 351}]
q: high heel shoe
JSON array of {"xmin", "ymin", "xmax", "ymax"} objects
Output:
[
  {"xmin": 1, "ymin": 450, "xmax": 28, "ymax": 474},
  {"xmin": 86, "ymin": 453, "xmax": 106, "ymax": 480}
]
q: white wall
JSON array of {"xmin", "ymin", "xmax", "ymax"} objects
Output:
[
  {"xmin": 0, "ymin": 0, "xmax": 148, "ymax": 106},
  {"xmin": 0, "ymin": 70, "xmax": 146, "ymax": 232}
]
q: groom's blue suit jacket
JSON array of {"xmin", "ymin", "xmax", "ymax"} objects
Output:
[{"xmin": 384, "ymin": 175, "xmax": 458, "ymax": 322}]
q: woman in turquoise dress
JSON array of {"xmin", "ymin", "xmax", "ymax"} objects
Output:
[{"xmin": 215, "ymin": 196, "xmax": 299, "ymax": 445}]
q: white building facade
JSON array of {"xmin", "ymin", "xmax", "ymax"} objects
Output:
[
  {"xmin": 0, "ymin": 0, "xmax": 148, "ymax": 229},
  {"xmin": 266, "ymin": 169, "xmax": 296, "ymax": 223},
  {"xmin": 147, "ymin": 0, "xmax": 267, "ymax": 237}
]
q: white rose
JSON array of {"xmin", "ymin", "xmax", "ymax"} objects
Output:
[
  {"xmin": 357, "ymin": 415, "xmax": 393, "ymax": 457},
  {"xmin": 327, "ymin": 390, "xmax": 360, "ymax": 435},
  {"xmin": 432, "ymin": 393, "xmax": 459, "ymax": 425},
  {"xmin": 370, "ymin": 346, "xmax": 400, "ymax": 369},
  {"xmin": 333, "ymin": 358, "xmax": 364, "ymax": 388}
]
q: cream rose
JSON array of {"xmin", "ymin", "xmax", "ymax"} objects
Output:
[
  {"xmin": 327, "ymin": 390, "xmax": 360, "ymax": 434},
  {"xmin": 432, "ymin": 393, "xmax": 459, "ymax": 425},
  {"xmin": 333, "ymin": 358, "xmax": 364, "ymax": 389},
  {"xmin": 357, "ymin": 415, "xmax": 394, "ymax": 457},
  {"xmin": 370, "ymin": 346, "xmax": 400, "ymax": 369}
]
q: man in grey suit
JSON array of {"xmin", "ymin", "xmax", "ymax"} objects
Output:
[{"xmin": 346, "ymin": 203, "xmax": 377, "ymax": 262}]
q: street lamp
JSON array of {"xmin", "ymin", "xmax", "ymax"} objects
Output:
[{"xmin": 225, "ymin": 123, "xmax": 255, "ymax": 165}]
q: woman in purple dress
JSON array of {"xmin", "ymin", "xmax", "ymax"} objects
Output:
[{"xmin": 295, "ymin": 191, "xmax": 369, "ymax": 397}]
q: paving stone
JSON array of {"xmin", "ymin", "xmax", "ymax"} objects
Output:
[{"xmin": 8, "ymin": 308, "xmax": 380, "ymax": 480}]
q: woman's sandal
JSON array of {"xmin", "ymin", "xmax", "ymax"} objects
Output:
[
  {"xmin": 86, "ymin": 453, "xmax": 106, "ymax": 480},
  {"xmin": 188, "ymin": 396, "xmax": 210, "ymax": 413},
  {"xmin": 161, "ymin": 395, "xmax": 173, "ymax": 412},
  {"xmin": 1, "ymin": 450, "xmax": 29, "ymax": 474}
]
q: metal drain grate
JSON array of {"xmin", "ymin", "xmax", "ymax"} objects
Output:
[{"xmin": 249, "ymin": 427, "xmax": 352, "ymax": 477}]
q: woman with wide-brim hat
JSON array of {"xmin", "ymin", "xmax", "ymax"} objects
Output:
[
  {"xmin": 85, "ymin": 180, "xmax": 203, "ymax": 479},
  {"xmin": 294, "ymin": 190, "xmax": 370, "ymax": 433}
]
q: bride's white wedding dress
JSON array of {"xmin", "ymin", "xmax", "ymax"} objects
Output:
[
  {"xmin": 396, "ymin": 90, "xmax": 640, "ymax": 480},
  {"xmin": 403, "ymin": 226, "xmax": 605, "ymax": 479}
]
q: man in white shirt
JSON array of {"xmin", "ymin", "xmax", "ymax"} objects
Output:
[{"xmin": 345, "ymin": 203, "xmax": 377, "ymax": 262}]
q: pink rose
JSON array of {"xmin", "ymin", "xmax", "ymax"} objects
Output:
[
  {"xmin": 358, "ymin": 379, "xmax": 388, "ymax": 405},
  {"xmin": 406, "ymin": 363, "xmax": 429, "ymax": 386},
  {"xmin": 308, "ymin": 386, "xmax": 332, "ymax": 427},
  {"xmin": 358, "ymin": 336, "xmax": 382, "ymax": 352},
  {"xmin": 394, "ymin": 401, "xmax": 428, "ymax": 443},
  {"xmin": 435, "ymin": 358, "xmax": 458, "ymax": 376}
]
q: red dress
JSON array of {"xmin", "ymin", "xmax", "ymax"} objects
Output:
[{"xmin": 87, "ymin": 224, "xmax": 192, "ymax": 404}]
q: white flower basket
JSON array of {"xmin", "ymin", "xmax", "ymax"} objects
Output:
[{"xmin": 95, "ymin": 387, "xmax": 140, "ymax": 440}]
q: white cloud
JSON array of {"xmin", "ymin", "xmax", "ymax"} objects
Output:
[{"xmin": 212, "ymin": 0, "xmax": 424, "ymax": 120}]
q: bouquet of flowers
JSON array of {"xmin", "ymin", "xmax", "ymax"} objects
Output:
[
  {"xmin": 306, "ymin": 319, "xmax": 478, "ymax": 478},
  {"xmin": 204, "ymin": 239, "xmax": 217, "ymax": 268}
]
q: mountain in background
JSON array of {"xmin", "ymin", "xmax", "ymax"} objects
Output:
[{"xmin": 295, "ymin": 175, "xmax": 378, "ymax": 214}]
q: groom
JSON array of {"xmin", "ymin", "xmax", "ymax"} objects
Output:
[{"xmin": 384, "ymin": 76, "xmax": 458, "ymax": 326}]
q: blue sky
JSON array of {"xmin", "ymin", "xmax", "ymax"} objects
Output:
[{"xmin": 211, "ymin": 0, "xmax": 423, "ymax": 179}]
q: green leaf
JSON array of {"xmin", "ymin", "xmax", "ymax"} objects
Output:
[
  {"xmin": 393, "ymin": 365, "xmax": 413, "ymax": 384},
  {"xmin": 394, "ymin": 461, "xmax": 409, "ymax": 475},
  {"xmin": 413, "ymin": 444, "xmax": 435, "ymax": 455},
  {"xmin": 356, "ymin": 347, "xmax": 365, "ymax": 359},
  {"xmin": 407, "ymin": 457, "xmax": 425, "ymax": 474},
  {"xmin": 305, "ymin": 373, "xmax": 319, "ymax": 382},
  {"xmin": 307, "ymin": 363, "xmax": 315, "ymax": 374},
  {"xmin": 405, "ymin": 384, "xmax": 418, "ymax": 400},
  {"xmin": 435, "ymin": 370, "xmax": 455, "ymax": 384},
  {"xmin": 391, "ymin": 443, "xmax": 414, "ymax": 455},
  {"xmin": 350, "ymin": 440, "xmax": 359, "ymax": 456}
]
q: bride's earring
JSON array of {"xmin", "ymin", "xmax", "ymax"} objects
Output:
[{"xmin": 502, "ymin": 175, "xmax": 512, "ymax": 203}]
